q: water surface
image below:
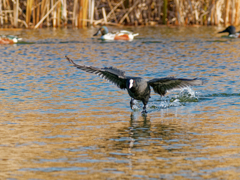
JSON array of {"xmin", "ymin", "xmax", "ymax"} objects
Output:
[{"xmin": 1, "ymin": 26, "xmax": 240, "ymax": 179}]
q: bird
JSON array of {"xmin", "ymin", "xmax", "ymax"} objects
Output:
[
  {"xmin": 93, "ymin": 26, "xmax": 139, "ymax": 41},
  {"xmin": 65, "ymin": 56, "xmax": 204, "ymax": 113},
  {"xmin": 0, "ymin": 35, "xmax": 22, "ymax": 44},
  {"xmin": 218, "ymin": 25, "xmax": 240, "ymax": 38}
]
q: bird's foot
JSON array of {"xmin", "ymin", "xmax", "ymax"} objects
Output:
[{"xmin": 141, "ymin": 109, "xmax": 147, "ymax": 114}]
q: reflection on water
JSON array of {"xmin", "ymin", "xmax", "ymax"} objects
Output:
[{"xmin": 0, "ymin": 26, "xmax": 240, "ymax": 179}]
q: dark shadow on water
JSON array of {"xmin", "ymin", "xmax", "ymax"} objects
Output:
[
  {"xmin": 16, "ymin": 40, "xmax": 85, "ymax": 44},
  {"xmin": 141, "ymin": 41, "xmax": 163, "ymax": 43},
  {"xmin": 16, "ymin": 41, "xmax": 35, "ymax": 44},
  {"xmin": 208, "ymin": 93, "xmax": 240, "ymax": 97},
  {"xmin": 198, "ymin": 93, "xmax": 240, "ymax": 101},
  {"xmin": 15, "ymin": 38, "xmax": 237, "ymax": 45}
]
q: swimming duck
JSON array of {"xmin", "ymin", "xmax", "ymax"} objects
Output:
[
  {"xmin": 93, "ymin": 26, "xmax": 139, "ymax": 41},
  {"xmin": 0, "ymin": 35, "xmax": 22, "ymax": 44},
  {"xmin": 218, "ymin": 25, "xmax": 240, "ymax": 38},
  {"xmin": 66, "ymin": 56, "xmax": 204, "ymax": 113}
]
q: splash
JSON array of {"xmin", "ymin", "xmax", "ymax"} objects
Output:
[
  {"xmin": 130, "ymin": 87, "xmax": 199, "ymax": 112},
  {"xmin": 170, "ymin": 87, "xmax": 199, "ymax": 103},
  {"xmin": 149, "ymin": 87, "xmax": 199, "ymax": 111},
  {"xmin": 159, "ymin": 98, "xmax": 169, "ymax": 108},
  {"xmin": 131, "ymin": 99, "xmax": 140, "ymax": 111}
]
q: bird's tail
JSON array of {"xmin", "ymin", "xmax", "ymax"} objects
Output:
[{"xmin": 133, "ymin": 33, "xmax": 139, "ymax": 37}]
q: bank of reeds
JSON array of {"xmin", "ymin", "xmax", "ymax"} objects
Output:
[{"xmin": 0, "ymin": 0, "xmax": 239, "ymax": 28}]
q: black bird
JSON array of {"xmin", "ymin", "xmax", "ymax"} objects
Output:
[
  {"xmin": 218, "ymin": 25, "xmax": 240, "ymax": 38},
  {"xmin": 66, "ymin": 56, "xmax": 204, "ymax": 113}
]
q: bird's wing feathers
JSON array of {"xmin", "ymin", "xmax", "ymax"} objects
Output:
[
  {"xmin": 148, "ymin": 77, "xmax": 203, "ymax": 96},
  {"xmin": 66, "ymin": 56, "xmax": 127, "ymax": 89}
]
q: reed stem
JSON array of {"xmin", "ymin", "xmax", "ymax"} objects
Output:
[{"xmin": 0, "ymin": 0, "xmax": 240, "ymax": 28}]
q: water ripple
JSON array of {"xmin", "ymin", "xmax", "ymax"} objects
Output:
[{"xmin": 1, "ymin": 27, "xmax": 240, "ymax": 179}]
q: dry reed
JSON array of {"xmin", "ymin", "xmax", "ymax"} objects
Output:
[{"xmin": 0, "ymin": 0, "xmax": 239, "ymax": 28}]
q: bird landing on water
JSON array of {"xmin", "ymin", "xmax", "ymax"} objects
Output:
[{"xmin": 65, "ymin": 56, "xmax": 205, "ymax": 113}]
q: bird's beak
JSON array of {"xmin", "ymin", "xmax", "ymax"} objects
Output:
[
  {"xmin": 93, "ymin": 28, "xmax": 101, "ymax": 36},
  {"xmin": 218, "ymin": 28, "xmax": 228, "ymax": 33}
]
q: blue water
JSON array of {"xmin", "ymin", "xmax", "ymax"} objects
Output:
[{"xmin": 1, "ymin": 26, "xmax": 240, "ymax": 179}]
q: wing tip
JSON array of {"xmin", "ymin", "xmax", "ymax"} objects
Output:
[
  {"xmin": 65, "ymin": 55, "xmax": 80, "ymax": 67},
  {"xmin": 65, "ymin": 55, "xmax": 74, "ymax": 64},
  {"xmin": 192, "ymin": 78, "xmax": 208, "ymax": 85}
]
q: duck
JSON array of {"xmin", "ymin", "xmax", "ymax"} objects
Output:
[
  {"xmin": 93, "ymin": 26, "xmax": 139, "ymax": 41},
  {"xmin": 218, "ymin": 25, "xmax": 240, "ymax": 38},
  {"xmin": 65, "ymin": 56, "xmax": 204, "ymax": 113},
  {"xmin": 0, "ymin": 35, "xmax": 22, "ymax": 44}
]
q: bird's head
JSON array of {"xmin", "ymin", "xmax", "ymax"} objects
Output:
[
  {"xmin": 93, "ymin": 26, "xmax": 109, "ymax": 36},
  {"xmin": 218, "ymin": 25, "xmax": 236, "ymax": 35},
  {"xmin": 100, "ymin": 26, "xmax": 108, "ymax": 35}
]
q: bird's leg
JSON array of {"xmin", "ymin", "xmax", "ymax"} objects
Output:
[
  {"xmin": 130, "ymin": 98, "xmax": 134, "ymax": 110},
  {"xmin": 141, "ymin": 104, "xmax": 147, "ymax": 114}
]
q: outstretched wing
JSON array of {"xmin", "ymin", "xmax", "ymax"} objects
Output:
[
  {"xmin": 148, "ymin": 77, "xmax": 203, "ymax": 96},
  {"xmin": 66, "ymin": 56, "xmax": 127, "ymax": 89}
]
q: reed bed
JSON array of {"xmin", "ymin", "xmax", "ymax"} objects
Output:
[{"xmin": 0, "ymin": 0, "xmax": 239, "ymax": 28}]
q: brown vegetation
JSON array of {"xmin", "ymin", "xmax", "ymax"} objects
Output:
[{"xmin": 0, "ymin": 0, "xmax": 239, "ymax": 28}]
